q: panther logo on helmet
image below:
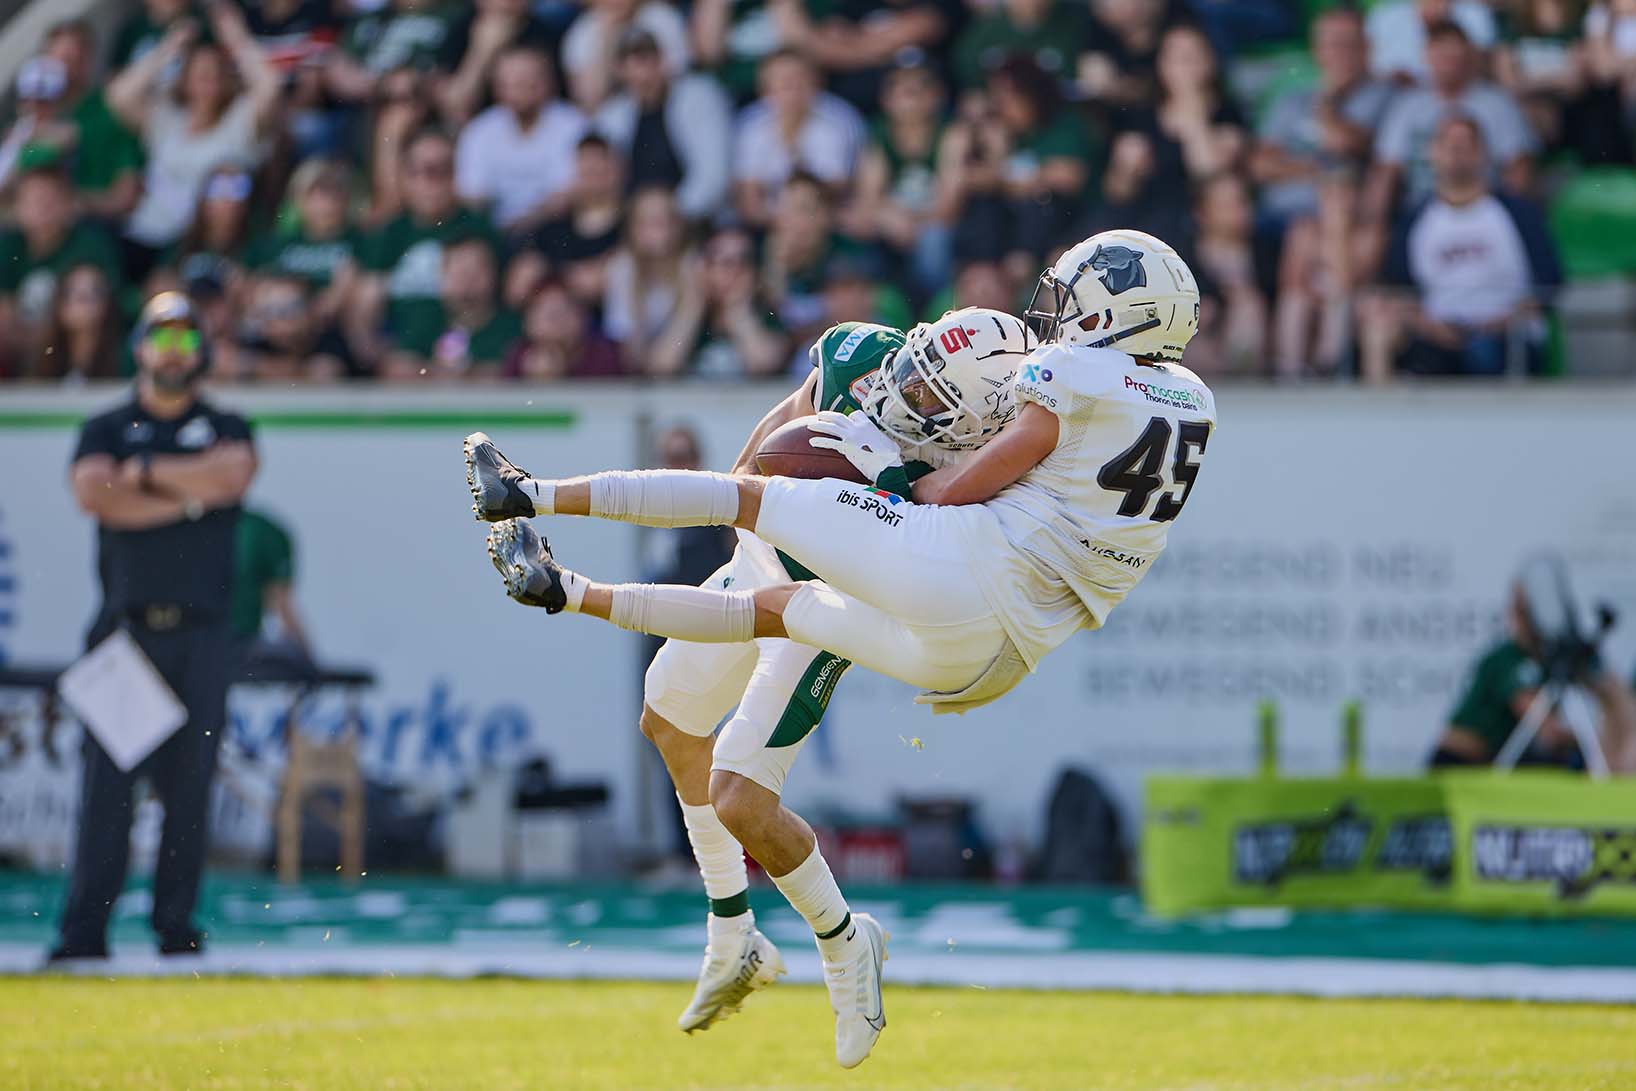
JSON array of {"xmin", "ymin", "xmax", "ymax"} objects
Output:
[{"xmin": 1089, "ymin": 244, "xmax": 1146, "ymax": 295}]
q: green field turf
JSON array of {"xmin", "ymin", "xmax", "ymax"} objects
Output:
[{"xmin": 4, "ymin": 979, "xmax": 1633, "ymax": 1091}]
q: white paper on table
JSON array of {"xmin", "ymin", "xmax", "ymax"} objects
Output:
[{"xmin": 57, "ymin": 629, "xmax": 188, "ymax": 772}]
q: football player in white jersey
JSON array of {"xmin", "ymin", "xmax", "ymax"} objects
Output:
[
  {"xmin": 468, "ymin": 308, "xmax": 1029, "ymax": 1068},
  {"xmin": 466, "ymin": 229, "xmax": 1216, "ymax": 1065}
]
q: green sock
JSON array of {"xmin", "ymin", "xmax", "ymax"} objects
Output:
[{"xmin": 709, "ymin": 890, "xmax": 750, "ymax": 919}]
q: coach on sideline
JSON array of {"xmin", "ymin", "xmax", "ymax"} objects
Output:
[{"xmin": 50, "ymin": 292, "xmax": 256, "ymax": 963}]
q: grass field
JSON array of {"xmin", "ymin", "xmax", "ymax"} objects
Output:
[{"xmin": 4, "ymin": 979, "xmax": 1634, "ymax": 1091}]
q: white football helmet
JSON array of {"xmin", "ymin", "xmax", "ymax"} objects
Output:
[
  {"xmin": 865, "ymin": 307, "xmax": 1032, "ymax": 452},
  {"xmin": 1023, "ymin": 229, "xmax": 1199, "ymax": 362}
]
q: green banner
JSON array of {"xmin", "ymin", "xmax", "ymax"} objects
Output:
[
  {"xmin": 1145, "ymin": 773, "xmax": 1636, "ymax": 917},
  {"xmin": 1444, "ymin": 770, "xmax": 1636, "ymax": 916},
  {"xmin": 1144, "ymin": 777, "xmax": 1452, "ymax": 917}
]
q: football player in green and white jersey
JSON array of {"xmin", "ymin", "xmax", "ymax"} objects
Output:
[
  {"xmin": 466, "ymin": 231, "xmax": 1217, "ymax": 1067},
  {"xmin": 468, "ymin": 307, "xmax": 1029, "ymax": 1067}
]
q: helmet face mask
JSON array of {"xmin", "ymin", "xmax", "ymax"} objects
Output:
[{"xmin": 867, "ymin": 308, "xmax": 1032, "ymax": 453}]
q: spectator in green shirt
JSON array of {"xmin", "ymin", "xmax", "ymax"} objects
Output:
[
  {"xmin": 1431, "ymin": 582, "xmax": 1636, "ymax": 770},
  {"xmin": 953, "ymin": 0, "xmax": 1087, "ymax": 91},
  {"xmin": 0, "ymin": 164, "xmax": 122, "ymax": 365},
  {"xmin": 383, "ymin": 233, "xmax": 522, "ymax": 379},
  {"xmin": 43, "ymin": 19, "xmax": 146, "ymax": 222},
  {"xmin": 233, "ymin": 507, "xmax": 311, "ymax": 651},
  {"xmin": 351, "ymin": 128, "xmax": 501, "ymax": 367},
  {"xmin": 110, "ymin": 0, "xmax": 193, "ymax": 73},
  {"xmin": 246, "ymin": 159, "xmax": 361, "ymax": 326}
]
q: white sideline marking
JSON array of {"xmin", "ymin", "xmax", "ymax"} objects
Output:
[{"xmin": 7, "ymin": 943, "xmax": 1636, "ymax": 1003}]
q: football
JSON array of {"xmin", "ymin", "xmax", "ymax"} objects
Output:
[{"xmin": 753, "ymin": 416, "xmax": 871, "ymax": 483}]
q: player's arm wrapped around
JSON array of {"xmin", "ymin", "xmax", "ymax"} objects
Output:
[{"xmin": 806, "ymin": 411, "xmax": 911, "ymax": 498}]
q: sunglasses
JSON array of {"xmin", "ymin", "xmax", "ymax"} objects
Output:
[{"xmin": 146, "ymin": 327, "xmax": 202, "ymax": 354}]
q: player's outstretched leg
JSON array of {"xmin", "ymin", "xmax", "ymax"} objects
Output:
[
  {"xmin": 711, "ymin": 772, "xmax": 888, "ymax": 1068},
  {"xmin": 464, "ymin": 432, "xmax": 537, "ymax": 522},
  {"xmin": 640, "ymin": 708, "xmax": 787, "ymax": 1033}
]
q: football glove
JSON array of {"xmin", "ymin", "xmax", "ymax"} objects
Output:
[{"xmin": 807, "ymin": 410, "xmax": 904, "ymax": 484}]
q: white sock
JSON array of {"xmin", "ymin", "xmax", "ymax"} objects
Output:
[
  {"xmin": 678, "ymin": 797, "xmax": 749, "ymax": 903},
  {"xmin": 772, "ymin": 844, "xmax": 852, "ymax": 959},
  {"xmin": 558, "ymin": 568, "xmax": 588, "ymax": 612},
  {"xmin": 608, "ymin": 585, "xmax": 756, "ymax": 643},
  {"xmin": 589, "ymin": 470, "xmax": 739, "ymax": 528},
  {"xmin": 521, "ymin": 477, "xmax": 555, "ymax": 515}
]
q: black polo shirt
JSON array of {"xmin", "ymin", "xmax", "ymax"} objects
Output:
[{"xmin": 72, "ymin": 396, "xmax": 254, "ymax": 622}]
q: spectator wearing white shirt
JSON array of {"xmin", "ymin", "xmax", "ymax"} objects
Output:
[
  {"xmin": 1367, "ymin": 0, "xmax": 1497, "ymax": 83},
  {"xmin": 595, "ymin": 29, "xmax": 732, "ymax": 221},
  {"xmin": 731, "ymin": 49, "xmax": 865, "ymax": 228},
  {"xmin": 455, "ymin": 45, "xmax": 587, "ymax": 234},
  {"xmin": 1365, "ymin": 21, "xmax": 1537, "ymax": 247},
  {"xmin": 562, "ymin": 0, "xmax": 690, "ymax": 111},
  {"xmin": 107, "ymin": 5, "xmax": 281, "ymax": 273},
  {"xmin": 1360, "ymin": 114, "xmax": 1561, "ymax": 381}
]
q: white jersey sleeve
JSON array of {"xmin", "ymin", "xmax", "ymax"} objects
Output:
[{"xmin": 968, "ymin": 343, "xmax": 1218, "ymax": 666}]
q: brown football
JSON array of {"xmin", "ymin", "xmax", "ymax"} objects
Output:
[{"xmin": 754, "ymin": 416, "xmax": 871, "ymax": 483}]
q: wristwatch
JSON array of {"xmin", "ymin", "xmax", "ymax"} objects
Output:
[{"xmin": 183, "ymin": 498, "xmax": 205, "ymax": 522}]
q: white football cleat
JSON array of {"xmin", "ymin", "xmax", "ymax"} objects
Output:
[
  {"xmin": 678, "ymin": 918, "xmax": 786, "ymax": 1033},
  {"xmin": 820, "ymin": 913, "xmax": 889, "ymax": 1068}
]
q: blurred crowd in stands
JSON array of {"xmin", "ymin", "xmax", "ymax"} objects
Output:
[{"xmin": 1, "ymin": 0, "xmax": 1633, "ymax": 384}]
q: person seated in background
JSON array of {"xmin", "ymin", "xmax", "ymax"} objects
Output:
[
  {"xmin": 109, "ymin": 0, "xmax": 191, "ymax": 74},
  {"xmin": 0, "ymin": 162, "xmax": 121, "ymax": 371},
  {"xmin": 220, "ymin": 273, "xmax": 359, "ymax": 383},
  {"xmin": 240, "ymin": 0, "xmax": 345, "ymax": 161},
  {"xmin": 594, "ymin": 28, "xmax": 732, "ymax": 223},
  {"xmin": 24, "ymin": 263, "xmax": 125, "ymax": 382},
  {"xmin": 351, "ymin": 127, "xmax": 499, "ymax": 367},
  {"xmin": 245, "ymin": 159, "xmax": 360, "ymax": 327},
  {"xmin": 1077, "ymin": 0, "xmax": 1175, "ymax": 110},
  {"xmin": 1368, "ymin": 0, "xmax": 1498, "ymax": 84},
  {"xmin": 761, "ymin": 170, "xmax": 865, "ymax": 352},
  {"xmin": 731, "ymin": 49, "xmax": 864, "ymax": 228},
  {"xmin": 844, "ymin": 58, "xmax": 961, "ymax": 303},
  {"xmin": 952, "ymin": 55, "xmax": 1094, "ymax": 286},
  {"xmin": 1365, "ymin": 22, "xmax": 1537, "ymax": 239},
  {"xmin": 383, "ymin": 233, "xmax": 521, "ymax": 380},
  {"xmin": 648, "ymin": 224, "xmax": 786, "ymax": 377},
  {"xmin": 601, "ymin": 185, "xmax": 693, "ymax": 371},
  {"xmin": 768, "ymin": 0, "xmax": 949, "ymax": 111},
  {"xmin": 954, "ymin": 0, "xmax": 1088, "ymax": 91},
  {"xmin": 818, "ymin": 251, "xmax": 912, "ymax": 338},
  {"xmin": 325, "ymin": 0, "xmax": 454, "ymax": 108},
  {"xmin": 1076, "ymin": 129, "xmax": 1196, "ymax": 257},
  {"xmin": 1189, "ymin": 171, "xmax": 1270, "ymax": 376},
  {"xmin": 1122, "ymin": 24, "xmax": 1247, "ymax": 192},
  {"xmin": 920, "ymin": 255, "xmax": 1022, "ymax": 319},
  {"xmin": 1359, "ymin": 114, "xmax": 1561, "ymax": 380},
  {"xmin": 357, "ymin": 65, "xmax": 437, "ymax": 225},
  {"xmin": 164, "ymin": 164, "xmax": 257, "ymax": 295},
  {"xmin": 1251, "ymin": 8, "xmax": 1394, "ymax": 378},
  {"xmin": 688, "ymin": 0, "xmax": 796, "ymax": 104},
  {"xmin": 560, "ymin": 0, "xmax": 691, "ymax": 111},
  {"xmin": 38, "ymin": 20, "xmax": 146, "ymax": 223},
  {"xmin": 436, "ymin": 0, "xmax": 562, "ymax": 126},
  {"xmin": 233, "ymin": 506, "xmax": 312, "ymax": 662},
  {"xmin": 108, "ymin": 3, "xmax": 282, "ymax": 281},
  {"xmin": 1430, "ymin": 579, "xmax": 1636, "ymax": 771},
  {"xmin": 505, "ymin": 278, "xmax": 625, "ymax": 380},
  {"xmin": 505, "ymin": 133, "xmax": 626, "ymax": 313},
  {"xmin": 453, "ymin": 44, "xmax": 586, "ymax": 235},
  {"xmin": 0, "ymin": 57, "xmax": 71, "ymax": 193}
]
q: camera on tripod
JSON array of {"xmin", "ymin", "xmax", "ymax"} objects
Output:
[{"xmin": 1515, "ymin": 554, "xmax": 1618, "ymax": 686}]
